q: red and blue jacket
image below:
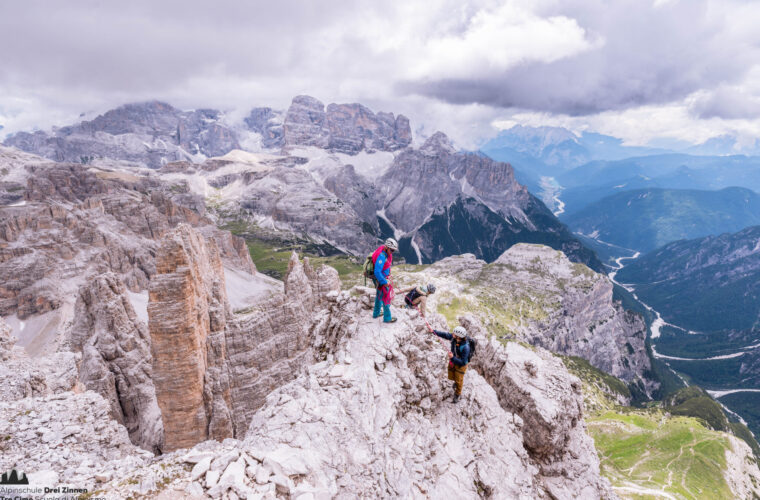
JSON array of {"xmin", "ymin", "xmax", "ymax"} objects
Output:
[{"xmin": 372, "ymin": 245, "xmax": 392, "ymax": 286}]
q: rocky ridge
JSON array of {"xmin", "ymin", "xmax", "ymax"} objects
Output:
[
  {"xmin": 3, "ymin": 232, "xmax": 759, "ymax": 497},
  {"xmin": 397, "ymin": 244, "xmax": 656, "ymax": 397},
  {"xmin": 160, "ymin": 121, "xmax": 599, "ymax": 269},
  {"xmin": 4, "ymin": 101, "xmax": 240, "ymax": 168},
  {"xmin": 0, "ymin": 149, "xmax": 255, "ymax": 355},
  {"xmin": 281, "ymin": 95, "xmax": 412, "ymax": 154},
  {"xmin": 1, "ymin": 280, "xmax": 617, "ymax": 498},
  {"xmin": 3, "ymin": 96, "xmax": 601, "ymax": 270},
  {"xmin": 65, "ymin": 272, "xmax": 163, "ymax": 453},
  {"xmin": 144, "ymin": 224, "xmax": 341, "ymax": 452},
  {"xmin": 0, "ymin": 204, "xmax": 621, "ymax": 498}
]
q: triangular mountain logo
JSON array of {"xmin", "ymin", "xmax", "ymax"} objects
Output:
[{"xmin": 0, "ymin": 469, "xmax": 29, "ymax": 484}]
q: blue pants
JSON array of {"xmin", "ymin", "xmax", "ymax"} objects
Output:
[{"xmin": 373, "ymin": 291, "xmax": 393, "ymax": 322}]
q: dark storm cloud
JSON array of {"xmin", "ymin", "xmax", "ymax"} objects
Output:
[{"xmin": 400, "ymin": 0, "xmax": 759, "ymax": 116}]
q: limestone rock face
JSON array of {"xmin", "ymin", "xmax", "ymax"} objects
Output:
[
  {"xmin": 223, "ymin": 292, "xmax": 314, "ymax": 437},
  {"xmin": 148, "ymin": 224, "xmax": 233, "ymax": 451},
  {"xmin": 4, "ymin": 101, "xmax": 240, "ymax": 168},
  {"xmin": 223, "ymin": 162, "xmax": 378, "ymax": 256},
  {"xmin": 324, "ymin": 102, "xmax": 411, "ymax": 153},
  {"xmin": 228, "ymin": 291, "xmax": 614, "ymax": 499},
  {"xmin": 0, "ymin": 315, "xmax": 14, "ymax": 360},
  {"xmin": 0, "ymin": 156, "xmax": 255, "ymax": 358},
  {"xmin": 0, "ymin": 391, "xmax": 152, "ymax": 489},
  {"xmin": 244, "ymin": 107, "xmax": 285, "ymax": 149},
  {"xmin": 282, "ymin": 95, "xmax": 412, "ymax": 154},
  {"xmin": 66, "ymin": 272, "xmax": 163, "ymax": 453},
  {"xmin": 459, "ymin": 315, "xmax": 612, "ymax": 499},
  {"xmin": 725, "ymin": 435, "xmax": 760, "ymax": 499},
  {"xmin": 381, "ymin": 131, "xmax": 530, "ymax": 233},
  {"xmin": 284, "ymin": 252, "xmax": 341, "ymax": 310},
  {"xmin": 495, "ymin": 245, "xmax": 653, "ymax": 393},
  {"xmin": 322, "ymin": 163, "xmax": 383, "ymax": 225},
  {"xmin": 199, "ymin": 225, "xmax": 257, "ymax": 275},
  {"xmin": 405, "ymin": 244, "xmax": 656, "ymax": 396},
  {"xmin": 147, "ymin": 239, "xmax": 341, "ymax": 446},
  {"xmin": 282, "ymin": 95, "xmax": 330, "ymax": 149},
  {"xmin": 375, "ymin": 132, "xmax": 600, "ymax": 268},
  {"xmin": 223, "ymin": 252, "xmax": 339, "ymax": 436},
  {"xmin": 302, "ymin": 257, "xmax": 341, "ymax": 306},
  {"xmin": 460, "ymin": 314, "xmax": 584, "ymax": 456}
]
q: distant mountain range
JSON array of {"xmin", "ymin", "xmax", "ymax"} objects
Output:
[
  {"xmin": 2, "ymin": 97, "xmax": 601, "ymax": 271},
  {"xmin": 481, "ymin": 125, "xmax": 668, "ymax": 176},
  {"xmin": 483, "ymin": 125, "xmax": 760, "ymax": 174},
  {"xmin": 4, "ymin": 102, "xmax": 241, "ymax": 168},
  {"xmin": 557, "ymin": 154, "xmax": 760, "ymax": 216},
  {"xmin": 562, "ymin": 187, "xmax": 760, "ymax": 253},
  {"xmin": 481, "ymin": 126, "xmax": 760, "ymax": 220}
]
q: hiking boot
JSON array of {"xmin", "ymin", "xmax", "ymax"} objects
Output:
[
  {"xmin": 452, "ymin": 394, "xmax": 460, "ymax": 404},
  {"xmin": 384, "ymin": 317, "xmax": 398, "ymax": 323},
  {"xmin": 452, "ymin": 382, "xmax": 457, "ymax": 391}
]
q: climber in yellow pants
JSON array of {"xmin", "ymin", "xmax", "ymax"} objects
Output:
[{"xmin": 431, "ymin": 326, "xmax": 471, "ymax": 403}]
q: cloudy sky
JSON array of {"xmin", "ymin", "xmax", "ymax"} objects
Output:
[{"xmin": 1, "ymin": 0, "xmax": 760, "ymax": 148}]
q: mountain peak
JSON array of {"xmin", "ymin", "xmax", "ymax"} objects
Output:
[
  {"xmin": 506, "ymin": 124, "xmax": 579, "ymax": 143},
  {"xmin": 421, "ymin": 131, "xmax": 455, "ymax": 154},
  {"xmin": 282, "ymin": 96, "xmax": 411, "ymax": 154},
  {"xmin": 289, "ymin": 94, "xmax": 325, "ymax": 111}
]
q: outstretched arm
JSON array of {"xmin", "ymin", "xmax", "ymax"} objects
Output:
[{"xmin": 433, "ymin": 330, "xmax": 453, "ymax": 340}]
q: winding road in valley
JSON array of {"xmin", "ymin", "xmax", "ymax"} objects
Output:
[
  {"xmin": 608, "ymin": 251, "xmax": 675, "ymax": 340},
  {"xmin": 540, "ymin": 176, "xmax": 565, "ymax": 216},
  {"xmin": 604, "ymin": 242, "xmax": 760, "ymax": 405}
]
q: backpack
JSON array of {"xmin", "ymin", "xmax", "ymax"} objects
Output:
[
  {"xmin": 465, "ymin": 336, "xmax": 477, "ymax": 362},
  {"xmin": 363, "ymin": 255, "xmax": 375, "ymax": 279},
  {"xmin": 405, "ymin": 287, "xmax": 422, "ymax": 305},
  {"xmin": 363, "ymin": 254, "xmax": 378, "ymax": 287}
]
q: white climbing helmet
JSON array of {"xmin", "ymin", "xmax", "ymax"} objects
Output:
[
  {"xmin": 453, "ymin": 326, "xmax": 467, "ymax": 338},
  {"xmin": 385, "ymin": 238, "xmax": 399, "ymax": 252}
]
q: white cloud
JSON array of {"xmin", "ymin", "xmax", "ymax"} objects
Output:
[
  {"xmin": 407, "ymin": 2, "xmax": 600, "ymax": 80},
  {"xmin": 491, "ymin": 95, "xmax": 760, "ymax": 148},
  {"xmin": 1, "ymin": 0, "xmax": 760, "ymax": 150}
]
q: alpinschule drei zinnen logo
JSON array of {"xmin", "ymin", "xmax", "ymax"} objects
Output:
[{"xmin": 0, "ymin": 468, "xmax": 29, "ymax": 484}]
